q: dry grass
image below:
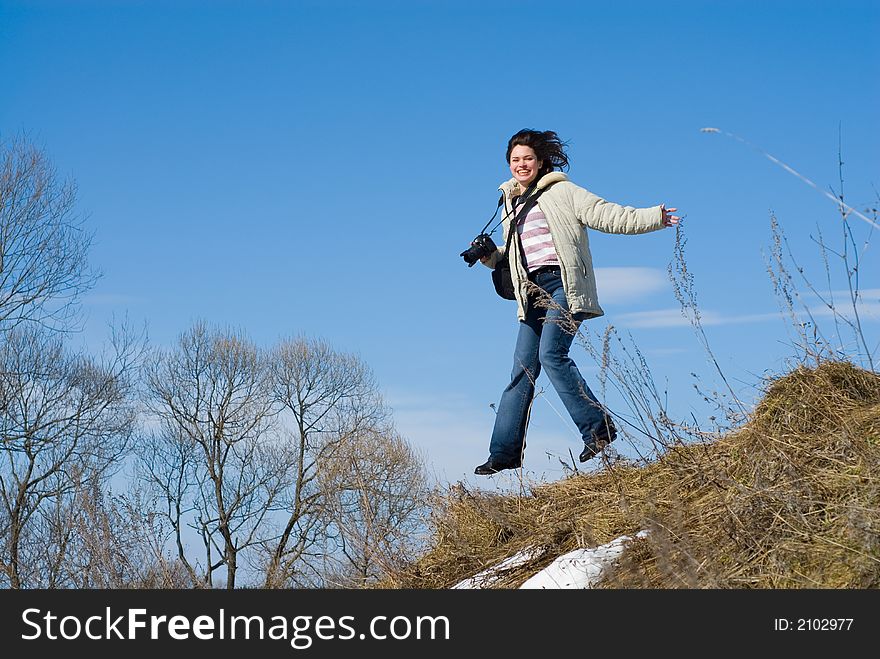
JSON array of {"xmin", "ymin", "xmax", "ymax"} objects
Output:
[{"xmin": 389, "ymin": 360, "xmax": 880, "ymax": 589}]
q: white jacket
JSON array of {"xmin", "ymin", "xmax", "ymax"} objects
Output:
[{"xmin": 483, "ymin": 172, "xmax": 665, "ymax": 321}]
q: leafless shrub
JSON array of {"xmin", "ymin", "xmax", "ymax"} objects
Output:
[
  {"xmin": 64, "ymin": 481, "xmax": 193, "ymax": 588},
  {"xmin": 319, "ymin": 428, "xmax": 431, "ymax": 587}
]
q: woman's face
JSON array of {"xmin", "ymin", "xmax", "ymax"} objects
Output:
[{"xmin": 509, "ymin": 144, "xmax": 543, "ymax": 189}]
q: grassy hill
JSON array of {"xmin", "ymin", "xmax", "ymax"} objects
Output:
[{"xmin": 389, "ymin": 360, "xmax": 880, "ymax": 589}]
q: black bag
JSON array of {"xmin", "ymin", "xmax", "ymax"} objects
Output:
[{"xmin": 492, "ymin": 259, "xmax": 516, "ymax": 300}]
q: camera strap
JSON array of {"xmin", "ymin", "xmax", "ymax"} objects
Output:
[
  {"xmin": 480, "ymin": 183, "xmax": 549, "ymax": 236},
  {"xmin": 499, "ymin": 182, "xmax": 549, "ymax": 256},
  {"xmin": 477, "ymin": 194, "xmax": 506, "ymax": 237}
]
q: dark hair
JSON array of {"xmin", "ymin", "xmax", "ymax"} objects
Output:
[{"xmin": 506, "ymin": 129, "xmax": 570, "ymax": 179}]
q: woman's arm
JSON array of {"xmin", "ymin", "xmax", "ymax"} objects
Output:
[{"xmin": 568, "ymin": 183, "xmax": 666, "ymax": 235}]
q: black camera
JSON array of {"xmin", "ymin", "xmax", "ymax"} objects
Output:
[{"xmin": 460, "ymin": 233, "xmax": 497, "ymax": 267}]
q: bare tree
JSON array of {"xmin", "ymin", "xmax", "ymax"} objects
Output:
[
  {"xmin": 0, "ymin": 136, "xmax": 97, "ymax": 333},
  {"xmin": 260, "ymin": 336, "xmax": 390, "ymax": 587},
  {"xmin": 141, "ymin": 321, "xmax": 284, "ymax": 588},
  {"xmin": 0, "ymin": 323, "xmax": 141, "ymax": 588},
  {"xmin": 139, "ymin": 328, "xmax": 405, "ymax": 588},
  {"xmin": 318, "ymin": 429, "xmax": 431, "ymax": 587}
]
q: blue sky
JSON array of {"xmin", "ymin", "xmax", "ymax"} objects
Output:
[{"xmin": 2, "ymin": 0, "xmax": 877, "ymax": 486}]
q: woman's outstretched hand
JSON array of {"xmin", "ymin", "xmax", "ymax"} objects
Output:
[{"xmin": 661, "ymin": 205, "xmax": 680, "ymax": 227}]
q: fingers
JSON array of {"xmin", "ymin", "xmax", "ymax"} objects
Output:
[{"xmin": 662, "ymin": 204, "xmax": 681, "ymax": 228}]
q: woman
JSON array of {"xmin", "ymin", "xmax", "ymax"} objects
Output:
[{"xmin": 473, "ymin": 129, "xmax": 680, "ymax": 476}]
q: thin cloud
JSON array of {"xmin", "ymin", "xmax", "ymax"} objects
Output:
[
  {"xmin": 615, "ymin": 308, "xmax": 780, "ymax": 328},
  {"xmin": 616, "ymin": 301, "xmax": 879, "ymax": 329},
  {"xmin": 594, "ymin": 267, "xmax": 668, "ymax": 305},
  {"xmin": 808, "ymin": 301, "xmax": 880, "ymax": 320}
]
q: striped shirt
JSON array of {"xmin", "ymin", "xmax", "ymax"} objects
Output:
[{"xmin": 515, "ymin": 200, "xmax": 560, "ymax": 272}]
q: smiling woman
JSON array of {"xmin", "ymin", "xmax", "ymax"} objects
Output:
[{"xmin": 470, "ymin": 128, "xmax": 681, "ymax": 476}]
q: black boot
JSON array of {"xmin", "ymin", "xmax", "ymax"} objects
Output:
[
  {"xmin": 579, "ymin": 416, "xmax": 617, "ymax": 463},
  {"xmin": 474, "ymin": 458, "xmax": 521, "ymax": 475}
]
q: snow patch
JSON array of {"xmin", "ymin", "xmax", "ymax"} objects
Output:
[
  {"xmin": 451, "ymin": 531, "xmax": 650, "ymax": 589},
  {"xmin": 451, "ymin": 546, "xmax": 545, "ymax": 589}
]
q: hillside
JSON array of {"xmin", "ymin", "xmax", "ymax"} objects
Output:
[{"xmin": 390, "ymin": 361, "xmax": 880, "ymax": 589}]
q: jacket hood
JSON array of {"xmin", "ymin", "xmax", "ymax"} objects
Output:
[{"xmin": 499, "ymin": 171, "xmax": 568, "ymax": 196}]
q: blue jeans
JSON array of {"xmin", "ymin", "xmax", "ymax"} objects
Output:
[{"xmin": 488, "ymin": 269, "xmax": 606, "ymax": 464}]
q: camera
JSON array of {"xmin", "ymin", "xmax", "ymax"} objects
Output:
[{"xmin": 460, "ymin": 233, "xmax": 497, "ymax": 267}]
